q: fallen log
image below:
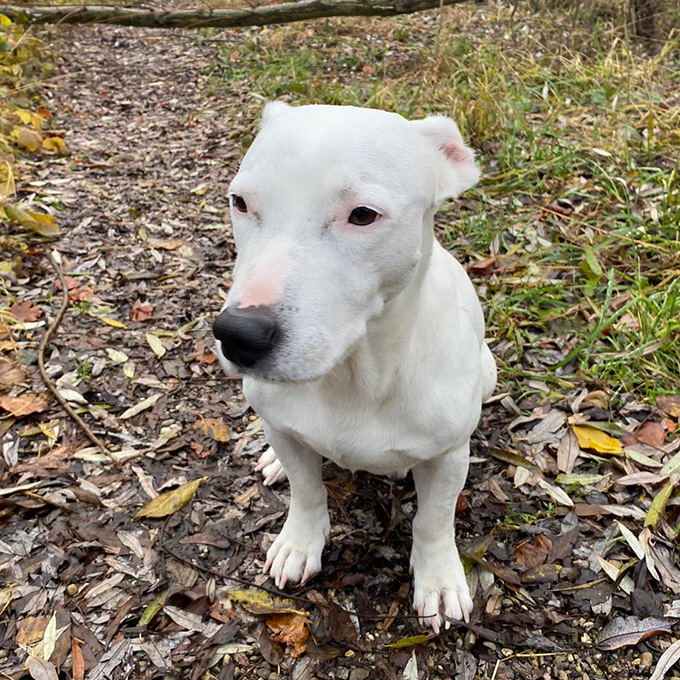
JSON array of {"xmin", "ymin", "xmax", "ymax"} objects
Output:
[{"xmin": 0, "ymin": 0, "xmax": 469, "ymax": 29}]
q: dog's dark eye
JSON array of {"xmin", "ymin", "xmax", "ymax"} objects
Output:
[
  {"xmin": 231, "ymin": 195, "xmax": 248, "ymax": 213},
  {"xmin": 349, "ymin": 206, "xmax": 379, "ymax": 226}
]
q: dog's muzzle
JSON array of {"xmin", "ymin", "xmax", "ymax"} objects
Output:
[{"xmin": 213, "ymin": 306, "xmax": 280, "ymax": 368}]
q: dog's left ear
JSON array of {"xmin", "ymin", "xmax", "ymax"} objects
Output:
[{"xmin": 412, "ymin": 116, "xmax": 480, "ymax": 204}]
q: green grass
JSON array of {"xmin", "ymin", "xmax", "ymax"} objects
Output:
[{"xmin": 212, "ymin": 1, "xmax": 680, "ymax": 403}]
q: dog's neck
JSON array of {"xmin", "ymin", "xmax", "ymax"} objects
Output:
[{"xmin": 327, "ymin": 214, "xmax": 437, "ymax": 398}]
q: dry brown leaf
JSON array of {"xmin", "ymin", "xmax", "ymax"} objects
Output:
[
  {"xmin": 266, "ymin": 612, "xmax": 309, "ymax": 658},
  {"xmin": 10, "ymin": 300, "xmax": 42, "ymax": 322},
  {"xmin": 71, "ymin": 640, "xmax": 85, "ymax": 680},
  {"xmin": 636, "ymin": 422, "xmax": 665, "ymax": 448},
  {"xmin": 572, "ymin": 425, "xmax": 622, "ymax": 455},
  {"xmin": 0, "ymin": 360, "xmax": 24, "ymax": 387},
  {"xmin": 27, "ymin": 657, "xmax": 58, "ymax": 680},
  {"xmin": 16, "ymin": 615, "xmax": 49, "ymax": 646},
  {"xmin": 134, "ymin": 477, "xmax": 207, "ymax": 520},
  {"xmin": 130, "ymin": 299, "xmax": 154, "ymax": 322},
  {"xmin": 513, "ymin": 534, "xmax": 553, "ymax": 568},
  {"xmin": 0, "ymin": 394, "xmax": 49, "ymax": 417},
  {"xmin": 194, "ymin": 417, "xmax": 230, "ymax": 443},
  {"xmin": 147, "ymin": 238, "xmax": 184, "ymax": 250},
  {"xmin": 557, "ymin": 429, "xmax": 580, "ymax": 474}
]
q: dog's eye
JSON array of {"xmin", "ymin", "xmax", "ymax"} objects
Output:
[
  {"xmin": 349, "ymin": 206, "xmax": 379, "ymax": 226},
  {"xmin": 231, "ymin": 195, "xmax": 248, "ymax": 213}
]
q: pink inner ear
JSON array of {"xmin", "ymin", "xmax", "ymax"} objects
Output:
[{"xmin": 440, "ymin": 142, "xmax": 470, "ymax": 164}]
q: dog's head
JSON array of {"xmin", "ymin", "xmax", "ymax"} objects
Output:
[{"xmin": 214, "ymin": 103, "xmax": 479, "ymax": 382}]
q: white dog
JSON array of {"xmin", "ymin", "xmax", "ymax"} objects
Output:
[{"xmin": 214, "ymin": 103, "xmax": 496, "ymax": 633}]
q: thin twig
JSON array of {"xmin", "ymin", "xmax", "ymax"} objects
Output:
[
  {"xmin": 160, "ymin": 540, "xmax": 428, "ymax": 622},
  {"xmin": 39, "ymin": 250, "xmax": 113, "ymax": 459}
]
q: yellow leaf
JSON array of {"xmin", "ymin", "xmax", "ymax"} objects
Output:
[
  {"xmin": 572, "ymin": 425, "xmax": 622, "ymax": 455},
  {"xmin": 138, "ymin": 588, "xmax": 168, "ymax": 626},
  {"xmin": 25, "ymin": 210, "xmax": 59, "ymax": 237},
  {"xmin": 146, "ymin": 332, "xmax": 166, "ymax": 359},
  {"xmin": 644, "ymin": 482, "xmax": 675, "ymax": 529},
  {"xmin": 194, "ymin": 417, "xmax": 230, "ymax": 443},
  {"xmin": 15, "ymin": 109, "xmax": 33, "ymax": 125},
  {"xmin": 4, "ymin": 204, "xmax": 59, "ymax": 237},
  {"xmin": 42, "ymin": 137, "xmax": 68, "ymax": 155},
  {"xmin": 385, "ymin": 634, "xmax": 432, "ymax": 648},
  {"xmin": 0, "ymin": 14, "xmax": 12, "ymax": 25},
  {"xmin": 14, "ymin": 126, "xmax": 42, "ymax": 152},
  {"xmin": 134, "ymin": 477, "xmax": 207, "ymax": 520},
  {"xmin": 226, "ymin": 589, "xmax": 303, "ymax": 615},
  {"xmin": 101, "ymin": 317, "xmax": 127, "ymax": 329}
]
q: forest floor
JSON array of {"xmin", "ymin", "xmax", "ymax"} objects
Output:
[{"xmin": 1, "ymin": 3, "xmax": 680, "ymax": 680}]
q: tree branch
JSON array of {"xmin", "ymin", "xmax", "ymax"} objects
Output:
[{"xmin": 0, "ymin": 0, "xmax": 468, "ymax": 29}]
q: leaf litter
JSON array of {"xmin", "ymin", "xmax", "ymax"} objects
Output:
[{"xmin": 1, "ymin": 6, "xmax": 679, "ymax": 680}]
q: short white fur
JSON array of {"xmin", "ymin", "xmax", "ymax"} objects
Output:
[{"xmin": 215, "ymin": 102, "xmax": 496, "ymax": 633}]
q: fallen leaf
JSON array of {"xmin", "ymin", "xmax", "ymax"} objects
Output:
[
  {"xmin": 134, "ymin": 477, "xmax": 207, "ymax": 520},
  {"xmin": 266, "ymin": 613, "xmax": 309, "ymax": 658},
  {"xmin": 0, "ymin": 394, "xmax": 49, "ymax": 417},
  {"xmin": 650, "ymin": 639, "xmax": 680, "ymax": 680},
  {"xmin": 514, "ymin": 534, "xmax": 553, "ymax": 568},
  {"xmin": 658, "ymin": 395, "xmax": 680, "ymax": 419},
  {"xmin": 385, "ymin": 634, "xmax": 432, "ymax": 648},
  {"xmin": 596, "ymin": 616, "xmax": 671, "ymax": 651},
  {"xmin": 5, "ymin": 204, "xmax": 59, "ymax": 237},
  {"xmin": 225, "ymin": 589, "xmax": 303, "ymax": 616},
  {"xmin": 72, "ymin": 640, "xmax": 85, "ymax": 680},
  {"xmin": 130, "ymin": 299, "xmax": 153, "ymax": 322},
  {"xmin": 0, "ymin": 360, "xmax": 24, "ymax": 387},
  {"xmin": 636, "ymin": 422, "xmax": 665, "ymax": 448},
  {"xmin": 555, "ymin": 473, "xmax": 608, "ymax": 486},
  {"xmin": 42, "ymin": 136, "xmax": 68, "ymax": 155},
  {"xmin": 26, "ymin": 657, "xmax": 58, "ymax": 680},
  {"xmin": 572, "ymin": 425, "xmax": 622, "ymax": 455},
  {"xmin": 556, "ymin": 429, "xmax": 580, "ymax": 474},
  {"xmin": 146, "ymin": 332, "xmax": 166, "ymax": 359},
  {"xmin": 403, "ymin": 651, "xmax": 418, "ymax": 680},
  {"xmin": 147, "ymin": 238, "xmax": 184, "ymax": 250},
  {"xmin": 194, "ymin": 417, "xmax": 230, "ymax": 443},
  {"xmin": 616, "ymin": 521, "xmax": 645, "ymax": 560},
  {"xmin": 10, "ymin": 300, "xmax": 42, "ymax": 322},
  {"xmin": 17, "ymin": 615, "xmax": 50, "ymax": 645},
  {"xmin": 537, "ymin": 477, "xmax": 574, "ymax": 507},
  {"xmin": 101, "ymin": 317, "xmax": 127, "ymax": 329},
  {"xmin": 645, "ymin": 483, "xmax": 675, "ymax": 529},
  {"xmin": 119, "ymin": 393, "xmax": 162, "ymax": 420},
  {"xmin": 138, "ymin": 589, "xmax": 168, "ymax": 626},
  {"xmin": 106, "ymin": 348, "xmax": 129, "ymax": 364}
]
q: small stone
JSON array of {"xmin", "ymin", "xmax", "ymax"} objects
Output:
[
  {"xmin": 66, "ymin": 583, "xmax": 78, "ymax": 596},
  {"xmin": 349, "ymin": 670, "xmax": 370, "ymax": 680},
  {"xmin": 640, "ymin": 652, "xmax": 653, "ymax": 669}
]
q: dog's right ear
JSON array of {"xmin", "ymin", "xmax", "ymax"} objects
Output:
[
  {"xmin": 261, "ymin": 101, "xmax": 290, "ymax": 128},
  {"xmin": 412, "ymin": 116, "xmax": 480, "ymax": 205}
]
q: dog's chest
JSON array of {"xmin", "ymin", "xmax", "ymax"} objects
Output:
[{"xmin": 244, "ymin": 377, "xmax": 474, "ymax": 474}]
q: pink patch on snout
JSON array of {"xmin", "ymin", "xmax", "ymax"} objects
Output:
[
  {"xmin": 238, "ymin": 248, "xmax": 290, "ymax": 309},
  {"xmin": 440, "ymin": 142, "xmax": 470, "ymax": 164}
]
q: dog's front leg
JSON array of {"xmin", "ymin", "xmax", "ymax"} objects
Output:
[
  {"xmin": 263, "ymin": 427, "xmax": 330, "ymax": 588},
  {"xmin": 410, "ymin": 443, "xmax": 473, "ymax": 633}
]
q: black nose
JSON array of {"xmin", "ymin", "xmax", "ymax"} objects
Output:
[{"xmin": 213, "ymin": 306, "xmax": 280, "ymax": 368}]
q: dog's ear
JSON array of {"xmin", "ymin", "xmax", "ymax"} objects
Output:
[
  {"xmin": 412, "ymin": 116, "xmax": 480, "ymax": 204},
  {"xmin": 261, "ymin": 101, "xmax": 290, "ymax": 128}
]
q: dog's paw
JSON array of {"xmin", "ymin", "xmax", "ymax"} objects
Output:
[
  {"xmin": 411, "ymin": 546, "xmax": 473, "ymax": 634},
  {"xmin": 254, "ymin": 446, "xmax": 287, "ymax": 486},
  {"xmin": 265, "ymin": 512, "xmax": 330, "ymax": 588}
]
